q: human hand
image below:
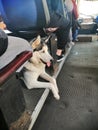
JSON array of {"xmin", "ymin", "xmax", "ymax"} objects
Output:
[{"xmin": 0, "ymin": 21, "xmax": 6, "ymax": 30}]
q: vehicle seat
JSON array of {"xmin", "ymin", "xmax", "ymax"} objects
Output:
[
  {"xmin": 0, "ymin": 1, "xmax": 51, "ymax": 128},
  {"xmin": 46, "ymin": 0, "xmax": 67, "ymax": 20},
  {"xmin": 0, "ymin": 0, "xmax": 51, "ymax": 84},
  {"xmin": 0, "ymin": 36, "xmax": 32, "ymax": 85},
  {"xmin": 0, "ymin": 0, "xmax": 50, "ymax": 39}
]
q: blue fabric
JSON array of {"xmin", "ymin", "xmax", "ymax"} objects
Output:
[
  {"xmin": 95, "ymin": 16, "xmax": 98, "ymax": 24},
  {"xmin": 0, "ymin": 0, "xmax": 49, "ymax": 32},
  {"xmin": 46, "ymin": 0, "xmax": 69, "ymax": 28},
  {"xmin": 47, "ymin": 0, "xmax": 64, "ymax": 16},
  {"xmin": 73, "ymin": 29, "xmax": 78, "ymax": 41},
  {"xmin": 0, "ymin": 0, "xmax": 37, "ymax": 31}
]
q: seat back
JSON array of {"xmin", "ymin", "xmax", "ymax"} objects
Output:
[
  {"xmin": 46, "ymin": 0, "xmax": 66, "ymax": 18},
  {"xmin": 0, "ymin": 0, "xmax": 50, "ymax": 32}
]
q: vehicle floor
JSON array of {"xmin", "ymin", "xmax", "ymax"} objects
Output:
[{"xmin": 32, "ymin": 41, "xmax": 98, "ymax": 130}]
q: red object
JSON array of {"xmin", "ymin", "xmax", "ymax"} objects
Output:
[
  {"xmin": 72, "ymin": 0, "xmax": 79, "ymax": 19},
  {"xmin": 0, "ymin": 51, "xmax": 32, "ymax": 85}
]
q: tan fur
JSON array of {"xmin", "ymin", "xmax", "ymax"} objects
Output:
[{"xmin": 31, "ymin": 35, "xmax": 41, "ymax": 49}]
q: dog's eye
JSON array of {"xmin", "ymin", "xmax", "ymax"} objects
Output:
[{"xmin": 42, "ymin": 50, "xmax": 45, "ymax": 53}]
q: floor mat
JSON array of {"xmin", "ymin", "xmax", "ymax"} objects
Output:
[{"xmin": 32, "ymin": 41, "xmax": 98, "ymax": 130}]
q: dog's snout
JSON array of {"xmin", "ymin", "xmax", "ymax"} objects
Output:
[
  {"xmin": 50, "ymin": 55, "xmax": 53, "ymax": 61},
  {"xmin": 50, "ymin": 59, "xmax": 53, "ymax": 62}
]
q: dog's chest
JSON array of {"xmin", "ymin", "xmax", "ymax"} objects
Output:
[
  {"xmin": 24, "ymin": 63, "xmax": 45, "ymax": 81},
  {"xmin": 33, "ymin": 62, "xmax": 45, "ymax": 73}
]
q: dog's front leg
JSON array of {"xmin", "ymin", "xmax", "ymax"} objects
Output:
[
  {"xmin": 40, "ymin": 72, "xmax": 59, "ymax": 93},
  {"xmin": 29, "ymin": 81, "xmax": 60, "ymax": 100}
]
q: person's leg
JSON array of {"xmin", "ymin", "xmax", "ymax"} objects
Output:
[
  {"xmin": 46, "ymin": 12, "xmax": 70, "ymax": 61},
  {"xmin": 67, "ymin": 12, "xmax": 72, "ymax": 41},
  {"xmin": 55, "ymin": 22, "xmax": 70, "ymax": 55},
  {"xmin": 54, "ymin": 22, "xmax": 70, "ymax": 62},
  {"xmin": 72, "ymin": 14, "xmax": 77, "ymax": 42},
  {"xmin": 73, "ymin": 28, "xmax": 79, "ymax": 42},
  {"xmin": 72, "ymin": 25, "xmax": 76, "ymax": 42}
]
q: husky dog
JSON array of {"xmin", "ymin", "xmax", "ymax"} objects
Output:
[{"xmin": 23, "ymin": 35, "xmax": 60, "ymax": 100}]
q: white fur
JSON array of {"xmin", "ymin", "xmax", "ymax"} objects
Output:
[{"xmin": 22, "ymin": 36, "xmax": 60, "ymax": 100}]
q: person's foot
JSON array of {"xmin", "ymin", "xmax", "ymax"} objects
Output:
[
  {"xmin": 56, "ymin": 54, "xmax": 64, "ymax": 62},
  {"xmin": 75, "ymin": 38, "xmax": 79, "ymax": 42},
  {"xmin": 0, "ymin": 21, "xmax": 6, "ymax": 30},
  {"xmin": 67, "ymin": 42, "xmax": 75, "ymax": 48},
  {"xmin": 70, "ymin": 41, "xmax": 75, "ymax": 45},
  {"xmin": 56, "ymin": 49, "xmax": 65, "ymax": 62}
]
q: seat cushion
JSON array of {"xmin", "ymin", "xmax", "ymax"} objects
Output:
[{"xmin": 0, "ymin": 36, "xmax": 32, "ymax": 69}]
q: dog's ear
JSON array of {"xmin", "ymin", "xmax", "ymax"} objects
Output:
[{"xmin": 32, "ymin": 35, "xmax": 41, "ymax": 49}]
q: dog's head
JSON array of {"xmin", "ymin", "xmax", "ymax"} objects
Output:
[{"xmin": 30, "ymin": 35, "xmax": 53, "ymax": 67}]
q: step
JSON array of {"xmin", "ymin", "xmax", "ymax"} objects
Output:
[{"xmin": 77, "ymin": 34, "xmax": 98, "ymax": 42}]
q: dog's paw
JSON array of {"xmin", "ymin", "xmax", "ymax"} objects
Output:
[
  {"xmin": 52, "ymin": 78, "xmax": 59, "ymax": 93},
  {"xmin": 50, "ymin": 84, "xmax": 60, "ymax": 100},
  {"xmin": 54, "ymin": 94, "xmax": 60, "ymax": 100},
  {"xmin": 55, "ymin": 85, "xmax": 59, "ymax": 94}
]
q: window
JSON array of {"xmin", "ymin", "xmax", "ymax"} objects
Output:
[{"xmin": 79, "ymin": 0, "xmax": 98, "ymax": 17}]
